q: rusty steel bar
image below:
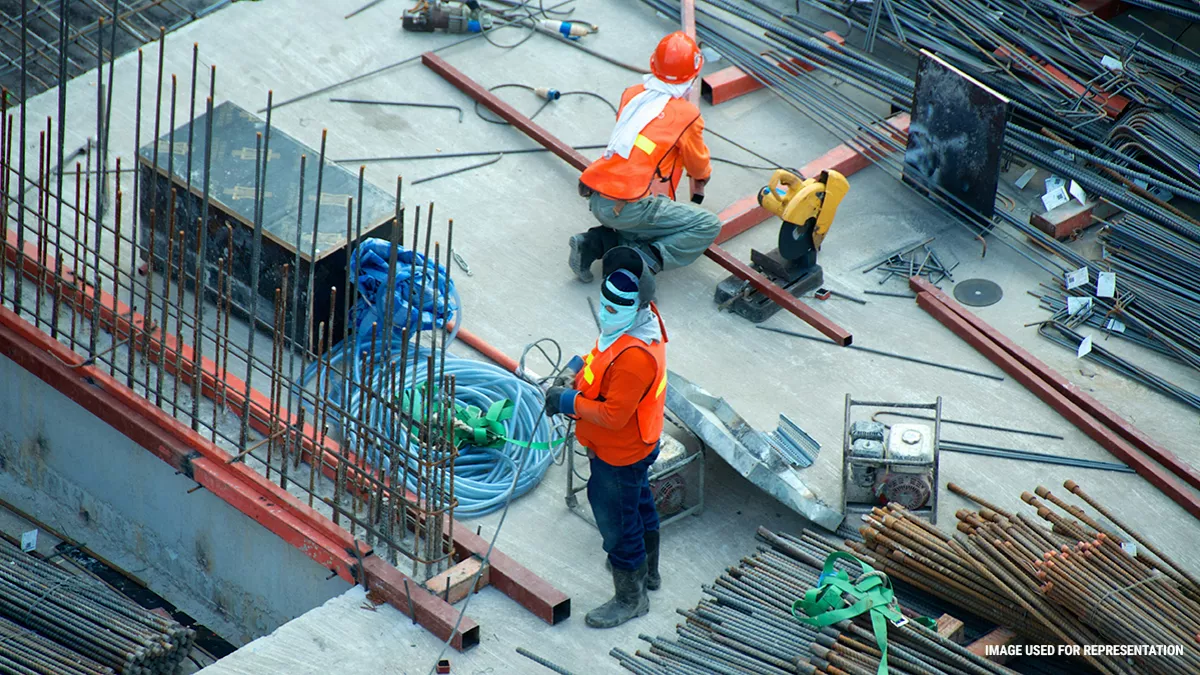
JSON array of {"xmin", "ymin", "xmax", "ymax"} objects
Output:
[{"xmin": 912, "ymin": 277, "xmax": 1200, "ymax": 520}]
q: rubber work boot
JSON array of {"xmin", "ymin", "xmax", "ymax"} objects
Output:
[
  {"xmin": 644, "ymin": 530, "xmax": 661, "ymax": 591},
  {"xmin": 568, "ymin": 233, "xmax": 597, "ymax": 283},
  {"xmin": 585, "ymin": 562, "xmax": 649, "ymax": 628}
]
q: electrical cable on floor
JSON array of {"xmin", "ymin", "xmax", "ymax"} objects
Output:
[
  {"xmin": 480, "ymin": 6, "xmax": 541, "ymax": 50},
  {"xmin": 473, "ymin": 83, "xmax": 618, "ymax": 124},
  {"xmin": 469, "ymin": 84, "xmax": 791, "ymax": 173}
]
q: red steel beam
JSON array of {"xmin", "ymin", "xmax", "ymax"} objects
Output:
[
  {"xmin": 703, "ymin": 246, "xmax": 852, "ymax": 345},
  {"xmin": 994, "ymin": 46, "xmax": 1128, "ymax": 118},
  {"xmin": 715, "ymin": 113, "xmax": 912, "ymax": 244},
  {"xmin": 423, "ymin": 52, "xmax": 852, "ymax": 345},
  {"xmin": 1075, "ymin": 0, "xmax": 1126, "ymax": 21},
  {"xmin": 422, "ymin": 53, "xmax": 589, "ymax": 172},
  {"xmin": 701, "ymin": 32, "xmax": 846, "ymax": 106},
  {"xmin": 1, "ymin": 231, "xmax": 359, "ymax": 552},
  {"xmin": 911, "ymin": 277, "xmax": 1200, "ymax": 492},
  {"xmin": 910, "ymin": 279, "xmax": 1200, "ymax": 520},
  {"xmin": 0, "ymin": 295, "xmax": 481, "ymax": 649}
]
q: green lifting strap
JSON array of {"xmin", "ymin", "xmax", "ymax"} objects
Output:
[
  {"xmin": 400, "ymin": 385, "xmax": 565, "ymax": 452},
  {"xmin": 792, "ymin": 551, "xmax": 907, "ymax": 675}
]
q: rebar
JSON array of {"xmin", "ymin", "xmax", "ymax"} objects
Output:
[
  {"xmin": 0, "ymin": 537, "xmax": 194, "ymax": 673},
  {"xmin": 0, "ymin": 22, "xmax": 467, "ymax": 603}
]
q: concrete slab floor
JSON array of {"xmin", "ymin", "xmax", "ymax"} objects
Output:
[{"xmin": 9, "ymin": 0, "xmax": 1200, "ymax": 671}]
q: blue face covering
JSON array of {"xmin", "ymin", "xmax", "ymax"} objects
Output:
[{"xmin": 598, "ymin": 270, "xmax": 640, "ymax": 351}]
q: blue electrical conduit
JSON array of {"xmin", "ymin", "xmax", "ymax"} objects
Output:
[{"xmin": 300, "ymin": 239, "xmax": 563, "ymax": 517}]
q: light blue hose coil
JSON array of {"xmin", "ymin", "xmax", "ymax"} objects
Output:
[{"xmin": 301, "ymin": 239, "xmax": 561, "ymax": 517}]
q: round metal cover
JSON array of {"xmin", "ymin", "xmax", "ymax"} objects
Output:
[{"xmin": 954, "ymin": 278, "xmax": 1003, "ymax": 307}]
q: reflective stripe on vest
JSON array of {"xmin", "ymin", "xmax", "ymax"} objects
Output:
[
  {"xmin": 579, "ymin": 85, "xmax": 701, "ymax": 202},
  {"xmin": 574, "ymin": 336, "xmax": 667, "ymax": 446}
]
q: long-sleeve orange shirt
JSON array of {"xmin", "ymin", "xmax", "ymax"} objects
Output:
[
  {"xmin": 574, "ymin": 347, "xmax": 658, "ymax": 466},
  {"xmin": 673, "ymin": 113, "xmax": 713, "ymax": 183}
]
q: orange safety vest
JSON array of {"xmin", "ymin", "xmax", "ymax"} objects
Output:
[
  {"xmin": 580, "ymin": 85, "xmax": 702, "ymax": 202},
  {"xmin": 573, "ymin": 307, "xmax": 669, "ymax": 466}
]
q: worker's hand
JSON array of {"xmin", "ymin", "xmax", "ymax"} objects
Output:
[
  {"xmin": 690, "ymin": 177, "xmax": 708, "ymax": 205},
  {"xmin": 544, "ymin": 386, "xmax": 580, "ymax": 417},
  {"xmin": 553, "ymin": 355, "xmax": 585, "ymax": 388}
]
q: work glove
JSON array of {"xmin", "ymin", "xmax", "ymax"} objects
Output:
[
  {"xmin": 553, "ymin": 355, "xmax": 585, "ymax": 388},
  {"xmin": 690, "ymin": 177, "xmax": 708, "ymax": 205},
  {"xmin": 544, "ymin": 386, "xmax": 580, "ymax": 418}
]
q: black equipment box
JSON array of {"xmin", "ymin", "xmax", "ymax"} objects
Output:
[{"xmin": 137, "ymin": 101, "xmax": 397, "ymax": 346}]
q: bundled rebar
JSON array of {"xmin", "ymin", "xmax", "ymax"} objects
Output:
[
  {"xmin": 0, "ymin": 539, "xmax": 193, "ymax": 674},
  {"xmin": 612, "ymin": 526, "xmax": 1017, "ymax": 675},
  {"xmin": 851, "ymin": 481, "xmax": 1200, "ymax": 675}
]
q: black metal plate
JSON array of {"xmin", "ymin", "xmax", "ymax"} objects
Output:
[
  {"xmin": 954, "ymin": 278, "xmax": 1003, "ymax": 307},
  {"xmin": 903, "ymin": 50, "xmax": 1009, "ymax": 222}
]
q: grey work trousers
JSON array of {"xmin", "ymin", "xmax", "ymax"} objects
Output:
[{"xmin": 588, "ymin": 193, "xmax": 722, "ymax": 271}]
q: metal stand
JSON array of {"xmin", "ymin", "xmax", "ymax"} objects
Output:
[
  {"xmin": 565, "ymin": 416, "xmax": 705, "ymax": 530},
  {"xmin": 841, "ymin": 395, "xmax": 942, "ymax": 523}
]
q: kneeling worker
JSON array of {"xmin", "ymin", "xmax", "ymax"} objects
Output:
[
  {"xmin": 571, "ymin": 31, "xmax": 721, "ymax": 282},
  {"xmin": 545, "ymin": 247, "xmax": 668, "ymax": 628}
]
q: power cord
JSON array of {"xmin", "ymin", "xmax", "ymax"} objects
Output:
[
  {"xmin": 425, "ymin": 338, "xmax": 562, "ymax": 675},
  {"xmin": 470, "ymin": 84, "xmax": 794, "ymax": 173},
  {"xmin": 474, "ymin": 83, "xmax": 618, "ymax": 125}
]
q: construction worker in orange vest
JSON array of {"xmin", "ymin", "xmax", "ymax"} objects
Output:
[
  {"xmin": 545, "ymin": 246, "xmax": 668, "ymax": 628},
  {"xmin": 571, "ymin": 31, "xmax": 721, "ymax": 282}
]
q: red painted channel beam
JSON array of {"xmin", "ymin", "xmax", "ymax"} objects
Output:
[
  {"xmin": 910, "ymin": 277, "xmax": 1200, "ymax": 520},
  {"xmin": 701, "ymin": 32, "xmax": 846, "ymax": 106},
  {"xmin": 423, "ymin": 54, "xmax": 590, "ymax": 172},
  {"xmin": 1075, "ymin": 0, "xmax": 1125, "ymax": 20},
  {"xmin": 715, "ymin": 113, "xmax": 911, "ymax": 245},
  {"xmin": 994, "ymin": 46, "xmax": 1129, "ymax": 118},
  {"xmin": 422, "ymin": 52, "xmax": 852, "ymax": 346}
]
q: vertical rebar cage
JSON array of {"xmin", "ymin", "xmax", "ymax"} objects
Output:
[{"xmin": 0, "ymin": 13, "xmax": 463, "ymax": 580}]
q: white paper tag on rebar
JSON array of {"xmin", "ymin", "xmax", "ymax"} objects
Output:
[
  {"xmin": 1052, "ymin": 150, "xmax": 1075, "ymax": 163},
  {"xmin": 1069, "ymin": 180, "xmax": 1087, "ymax": 206},
  {"xmin": 1042, "ymin": 187, "xmax": 1070, "ymax": 212},
  {"xmin": 1121, "ymin": 542, "xmax": 1137, "ymax": 557},
  {"xmin": 1101, "ymin": 55, "xmax": 1123, "ymax": 71},
  {"xmin": 1067, "ymin": 296, "xmax": 1093, "ymax": 316},
  {"xmin": 1065, "ymin": 266, "xmax": 1089, "ymax": 290},
  {"xmin": 1014, "ymin": 167, "xmax": 1037, "ymax": 190},
  {"xmin": 1106, "ymin": 318, "xmax": 1126, "ymax": 333},
  {"xmin": 20, "ymin": 529, "xmax": 37, "ymax": 553},
  {"xmin": 1077, "ymin": 335, "xmax": 1093, "ymax": 359},
  {"xmin": 1096, "ymin": 272, "xmax": 1116, "ymax": 298},
  {"xmin": 1045, "ymin": 175, "xmax": 1067, "ymax": 193}
]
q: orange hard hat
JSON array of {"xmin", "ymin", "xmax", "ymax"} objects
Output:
[{"xmin": 650, "ymin": 31, "xmax": 703, "ymax": 84}]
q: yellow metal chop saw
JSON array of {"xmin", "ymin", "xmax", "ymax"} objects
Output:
[{"xmin": 715, "ymin": 169, "xmax": 849, "ymax": 322}]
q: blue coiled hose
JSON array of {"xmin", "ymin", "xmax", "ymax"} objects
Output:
[{"xmin": 300, "ymin": 239, "xmax": 561, "ymax": 517}]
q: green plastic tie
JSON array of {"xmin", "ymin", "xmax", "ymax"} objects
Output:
[
  {"xmin": 792, "ymin": 551, "xmax": 907, "ymax": 675},
  {"xmin": 399, "ymin": 383, "xmax": 564, "ymax": 451}
]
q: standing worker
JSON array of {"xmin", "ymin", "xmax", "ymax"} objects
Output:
[
  {"xmin": 571, "ymin": 31, "xmax": 721, "ymax": 282},
  {"xmin": 545, "ymin": 247, "xmax": 668, "ymax": 628}
]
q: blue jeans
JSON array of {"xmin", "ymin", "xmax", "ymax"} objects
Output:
[{"xmin": 588, "ymin": 446, "xmax": 661, "ymax": 570}]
